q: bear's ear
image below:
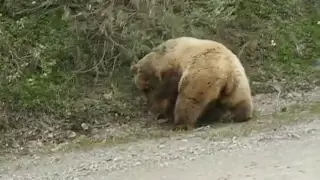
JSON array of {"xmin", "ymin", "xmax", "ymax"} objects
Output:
[{"xmin": 130, "ymin": 64, "xmax": 139, "ymax": 74}]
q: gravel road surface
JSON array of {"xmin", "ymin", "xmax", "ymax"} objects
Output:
[{"xmin": 1, "ymin": 118, "xmax": 319, "ymax": 180}]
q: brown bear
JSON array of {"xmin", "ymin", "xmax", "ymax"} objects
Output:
[{"xmin": 131, "ymin": 37, "xmax": 253, "ymax": 130}]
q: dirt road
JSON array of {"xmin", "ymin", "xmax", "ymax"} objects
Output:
[
  {"xmin": 107, "ymin": 120, "xmax": 320, "ymax": 180},
  {"xmin": 1, "ymin": 117, "xmax": 319, "ymax": 179},
  {"xmin": 0, "ymin": 88, "xmax": 319, "ymax": 180}
]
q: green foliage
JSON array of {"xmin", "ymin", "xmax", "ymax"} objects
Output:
[
  {"xmin": 226, "ymin": 0, "xmax": 320, "ymax": 84},
  {"xmin": 0, "ymin": 5, "xmax": 78, "ymax": 112}
]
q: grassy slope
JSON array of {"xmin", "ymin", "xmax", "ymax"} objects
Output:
[{"xmin": 0, "ymin": 0, "xmax": 319, "ymax": 153}]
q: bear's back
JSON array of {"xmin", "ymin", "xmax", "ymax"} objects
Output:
[{"xmin": 162, "ymin": 37, "xmax": 237, "ymax": 71}]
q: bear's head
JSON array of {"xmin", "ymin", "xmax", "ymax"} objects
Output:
[
  {"xmin": 130, "ymin": 46, "xmax": 181, "ymax": 120},
  {"xmin": 130, "ymin": 52, "xmax": 161, "ymax": 95},
  {"xmin": 144, "ymin": 69, "xmax": 181, "ymax": 120}
]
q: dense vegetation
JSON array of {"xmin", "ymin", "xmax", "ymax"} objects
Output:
[{"xmin": 0, "ymin": 0, "xmax": 319, "ymax": 151}]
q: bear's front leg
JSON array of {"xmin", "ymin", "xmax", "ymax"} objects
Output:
[
  {"xmin": 156, "ymin": 113, "xmax": 174, "ymax": 125},
  {"xmin": 230, "ymin": 100, "xmax": 253, "ymax": 123},
  {"xmin": 173, "ymin": 94, "xmax": 204, "ymax": 130}
]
